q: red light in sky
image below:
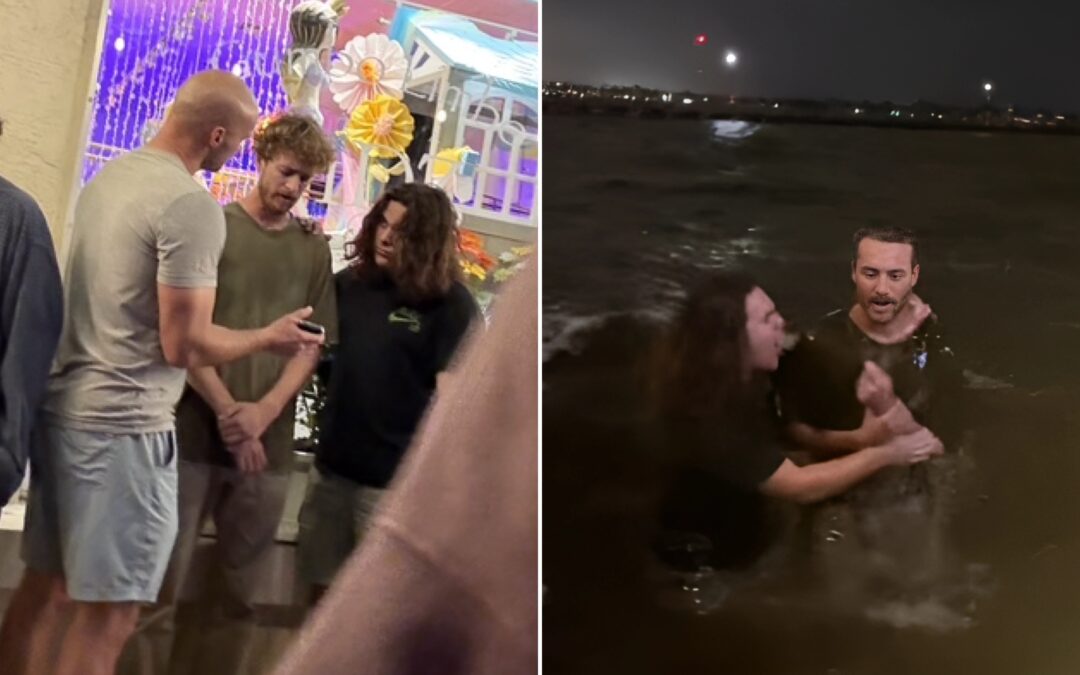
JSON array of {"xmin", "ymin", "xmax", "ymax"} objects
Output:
[{"xmin": 694, "ymin": 34, "xmax": 707, "ymax": 46}]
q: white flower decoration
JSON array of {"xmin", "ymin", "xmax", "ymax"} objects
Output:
[{"xmin": 329, "ymin": 33, "xmax": 408, "ymax": 114}]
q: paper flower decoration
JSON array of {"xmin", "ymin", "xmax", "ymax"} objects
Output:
[
  {"xmin": 328, "ymin": 0, "xmax": 348, "ymax": 19},
  {"xmin": 368, "ymin": 161, "xmax": 406, "ymax": 184},
  {"xmin": 431, "ymin": 146, "xmax": 477, "ymax": 179},
  {"xmin": 329, "ymin": 33, "xmax": 408, "ymax": 113},
  {"xmin": 252, "ymin": 111, "xmax": 286, "ymax": 141},
  {"xmin": 344, "ymin": 95, "xmax": 415, "ymax": 158},
  {"xmin": 459, "ymin": 229, "xmax": 496, "ymax": 276}
]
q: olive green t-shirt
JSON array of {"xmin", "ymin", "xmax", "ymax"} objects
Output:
[{"xmin": 175, "ymin": 202, "xmax": 338, "ymax": 472}]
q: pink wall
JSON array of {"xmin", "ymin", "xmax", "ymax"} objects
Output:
[{"xmin": 335, "ymin": 0, "xmax": 537, "ymax": 46}]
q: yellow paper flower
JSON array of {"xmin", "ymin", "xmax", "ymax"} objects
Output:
[
  {"xmin": 431, "ymin": 146, "xmax": 473, "ymax": 179},
  {"xmin": 460, "ymin": 260, "xmax": 487, "ymax": 281},
  {"xmin": 344, "ymin": 95, "xmax": 414, "ymax": 159},
  {"xmin": 369, "ymin": 163, "xmax": 390, "ymax": 183}
]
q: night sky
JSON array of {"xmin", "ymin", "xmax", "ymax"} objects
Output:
[{"xmin": 544, "ymin": 0, "xmax": 1080, "ymax": 112}]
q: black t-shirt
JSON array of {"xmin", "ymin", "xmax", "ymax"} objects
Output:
[
  {"xmin": 776, "ymin": 309, "xmax": 961, "ymax": 439},
  {"xmin": 315, "ymin": 270, "xmax": 479, "ymax": 487},
  {"xmin": 775, "ymin": 309, "xmax": 964, "ymax": 505},
  {"xmin": 656, "ymin": 393, "xmax": 787, "ymax": 570}
]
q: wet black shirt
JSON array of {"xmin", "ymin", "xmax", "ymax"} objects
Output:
[
  {"xmin": 775, "ymin": 308, "xmax": 964, "ymax": 505},
  {"xmin": 776, "ymin": 309, "xmax": 961, "ymax": 440},
  {"xmin": 657, "ymin": 393, "xmax": 787, "ymax": 569},
  {"xmin": 315, "ymin": 271, "xmax": 478, "ymax": 488}
]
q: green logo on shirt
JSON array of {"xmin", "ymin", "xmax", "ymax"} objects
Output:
[{"xmin": 388, "ymin": 308, "xmax": 422, "ymax": 333}]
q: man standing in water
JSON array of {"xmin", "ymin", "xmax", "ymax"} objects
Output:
[
  {"xmin": 777, "ymin": 226, "xmax": 966, "ymax": 615},
  {"xmin": 778, "ymin": 226, "xmax": 959, "ymax": 461}
]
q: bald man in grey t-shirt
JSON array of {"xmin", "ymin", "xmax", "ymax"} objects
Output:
[
  {"xmin": 0, "ymin": 71, "xmax": 325, "ymax": 675},
  {"xmin": 44, "ymin": 148, "xmax": 226, "ymax": 431}
]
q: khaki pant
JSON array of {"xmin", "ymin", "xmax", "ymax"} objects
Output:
[
  {"xmin": 118, "ymin": 459, "xmax": 290, "ymax": 675},
  {"xmin": 296, "ymin": 466, "xmax": 386, "ymax": 590}
]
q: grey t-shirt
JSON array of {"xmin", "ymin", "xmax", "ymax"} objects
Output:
[{"xmin": 43, "ymin": 148, "xmax": 225, "ymax": 433}]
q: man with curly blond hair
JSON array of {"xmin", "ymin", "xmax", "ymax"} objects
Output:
[{"xmin": 119, "ymin": 112, "xmax": 339, "ymax": 675}]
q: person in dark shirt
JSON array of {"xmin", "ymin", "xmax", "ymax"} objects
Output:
[
  {"xmin": 297, "ymin": 183, "xmax": 479, "ymax": 602},
  {"xmin": 775, "ymin": 227, "xmax": 967, "ymax": 613},
  {"xmin": 651, "ymin": 272, "xmax": 943, "ymax": 571},
  {"xmin": 0, "ymin": 116, "xmax": 64, "ymax": 507},
  {"xmin": 777, "ymin": 226, "xmax": 962, "ymax": 458}
]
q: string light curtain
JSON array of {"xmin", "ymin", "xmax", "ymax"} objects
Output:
[{"xmin": 85, "ymin": 0, "xmax": 295, "ymax": 183}]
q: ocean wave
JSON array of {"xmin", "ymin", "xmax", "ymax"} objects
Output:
[
  {"xmin": 542, "ymin": 312, "xmax": 616, "ymax": 363},
  {"xmin": 962, "ymin": 369, "xmax": 1013, "ymax": 390},
  {"xmin": 542, "ymin": 310, "xmax": 668, "ymax": 365}
]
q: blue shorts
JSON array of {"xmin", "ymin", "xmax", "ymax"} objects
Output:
[{"xmin": 22, "ymin": 422, "xmax": 179, "ymax": 602}]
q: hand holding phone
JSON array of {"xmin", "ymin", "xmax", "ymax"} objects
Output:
[{"xmin": 297, "ymin": 319, "xmax": 326, "ymax": 336}]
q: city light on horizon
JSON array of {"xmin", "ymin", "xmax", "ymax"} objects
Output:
[
  {"xmin": 548, "ymin": 2, "xmax": 1080, "ymax": 112},
  {"xmin": 541, "ymin": 81, "xmax": 1076, "ymax": 130}
]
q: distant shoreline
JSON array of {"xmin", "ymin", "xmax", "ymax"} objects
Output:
[{"xmin": 543, "ymin": 93, "xmax": 1080, "ymax": 137}]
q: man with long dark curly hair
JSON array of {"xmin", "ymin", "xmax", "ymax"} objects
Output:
[{"xmin": 296, "ymin": 183, "xmax": 479, "ymax": 604}]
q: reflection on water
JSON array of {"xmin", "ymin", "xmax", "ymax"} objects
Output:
[
  {"xmin": 710, "ymin": 119, "xmax": 759, "ymax": 141},
  {"xmin": 544, "ymin": 117, "xmax": 1080, "ymax": 673}
]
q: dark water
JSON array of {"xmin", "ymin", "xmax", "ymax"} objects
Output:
[{"xmin": 543, "ymin": 116, "xmax": 1080, "ymax": 673}]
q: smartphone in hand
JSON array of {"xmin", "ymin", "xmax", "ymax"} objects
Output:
[{"xmin": 297, "ymin": 320, "xmax": 326, "ymax": 336}]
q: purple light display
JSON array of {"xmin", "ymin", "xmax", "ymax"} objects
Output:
[
  {"xmin": 83, "ymin": 0, "xmax": 536, "ymax": 224},
  {"xmin": 84, "ymin": 0, "xmax": 294, "ymax": 183}
]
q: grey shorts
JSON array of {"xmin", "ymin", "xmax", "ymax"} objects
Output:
[
  {"xmin": 22, "ymin": 422, "xmax": 179, "ymax": 602},
  {"xmin": 296, "ymin": 466, "xmax": 386, "ymax": 588}
]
